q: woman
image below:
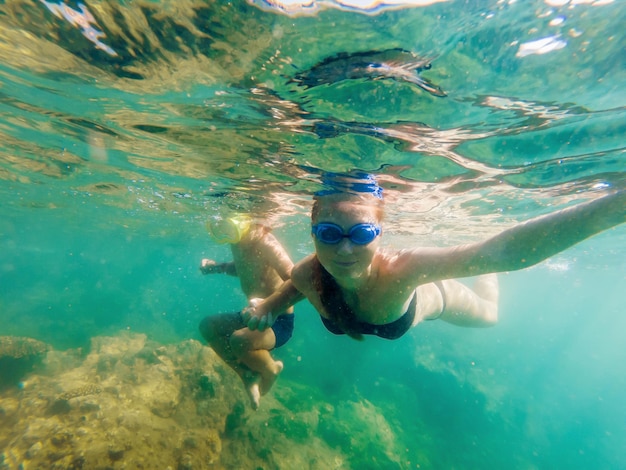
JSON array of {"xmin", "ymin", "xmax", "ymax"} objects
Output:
[{"xmin": 243, "ymin": 175, "xmax": 625, "ymax": 341}]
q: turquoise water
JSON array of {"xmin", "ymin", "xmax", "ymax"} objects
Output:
[{"xmin": 1, "ymin": 0, "xmax": 625, "ymax": 468}]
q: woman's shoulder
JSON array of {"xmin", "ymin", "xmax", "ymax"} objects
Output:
[
  {"xmin": 374, "ymin": 248, "xmax": 408, "ymax": 267},
  {"xmin": 371, "ymin": 248, "xmax": 433, "ymax": 286},
  {"xmin": 291, "ymin": 254, "xmax": 317, "ymax": 288}
]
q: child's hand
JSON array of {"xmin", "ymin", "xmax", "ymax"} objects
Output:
[
  {"xmin": 200, "ymin": 258, "xmax": 221, "ymax": 274},
  {"xmin": 241, "ymin": 298, "xmax": 274, "ymax": 331}
]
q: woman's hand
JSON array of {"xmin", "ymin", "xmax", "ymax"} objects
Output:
[{"xmin": 241, "ymin": 298, "xmax": 275, "ymax": 331}]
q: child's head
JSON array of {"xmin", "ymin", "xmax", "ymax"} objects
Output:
[{"xmin": 206, "ymin": 214, "xmax": 252, "ymax": 244}]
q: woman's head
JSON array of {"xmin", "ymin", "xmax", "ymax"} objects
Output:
[
  {"xmin": 311, "ymin": 188, "xmax": 384, "ymax": 281},
  {"xmin": 311, "ymin": 170, "xmax": 384, "ymax": 224}
]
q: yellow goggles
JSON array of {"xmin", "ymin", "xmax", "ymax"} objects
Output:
[{"xmin": 206, "ymin": 215, "xmax": 252, "ymax": 244}]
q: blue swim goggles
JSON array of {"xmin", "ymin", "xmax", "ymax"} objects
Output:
[{"xmin": 311, "ymin": 223, "xmax": 381, "ymax": 245}]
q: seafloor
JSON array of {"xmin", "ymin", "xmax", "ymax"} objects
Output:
[{"xmin": 0, "ymin": 333, "xmax": 411, "ymax": 469}]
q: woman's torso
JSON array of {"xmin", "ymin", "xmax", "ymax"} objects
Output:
[{"xmin": 292, "ymin": 252, "xmax": 418, "ymax": 325}]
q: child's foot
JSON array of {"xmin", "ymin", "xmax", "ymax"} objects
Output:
[
  {"xmin": 246, "ymin": 382, "xmax": 261, "ymax": 410},
  {"xmin": 260, "ymin": 360, "xmax": 283, "ymax": 396}
]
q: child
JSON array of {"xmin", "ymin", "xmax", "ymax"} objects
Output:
[{"xmin": 199, "ymin": 215, "xmax": 295, "ymax": 409}]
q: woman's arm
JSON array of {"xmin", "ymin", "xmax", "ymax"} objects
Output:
[
  {"xmin": 242, "ymin": 279, "xmax": 305, "ymax": 331},
  {"xmin": 396, "ymin": 190, "xmax": 625, "ymax": 284}
]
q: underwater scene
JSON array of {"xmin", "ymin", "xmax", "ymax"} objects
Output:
[{"xmin": 1, "ymin": 0, "xmax": 625, "ymax": 468}]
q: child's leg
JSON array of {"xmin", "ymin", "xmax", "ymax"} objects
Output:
[
  {"xmin": 229, "ymin": 328, "xmax": 282, "ymax": 400},
  {"xmin": 199, "ymin": 313, "xmax": 284, "ymax": 409},
  {"xmin": 199, "ymin": 313, "xmax": 244, "ymax": 364},
  {"xmin": 199, "ymin": 314, "xmax": 258, "ymax": 394}
]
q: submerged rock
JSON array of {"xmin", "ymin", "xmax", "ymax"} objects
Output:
[
  {"xmin": 0, "ymin": 332, "xmax": 400, "ymax": 469},
  {"xmin": 0, "ymin": 336, "xmax": 50, "ymax": 359},
  {"xmin": 0, "ymin": 336, "xmax": 50, "ymax": 390},
  {"xmin": 48, "ymin": 398, "xmax": 71, "ymax": 415}
]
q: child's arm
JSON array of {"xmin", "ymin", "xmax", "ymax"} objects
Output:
[
  {"xmin": 199, "ymin": 258, "xmax": 238, "ymax": 276},
  {"xmin": 259, "ymin": 233, "xmax": 294, "ymax": 281}
]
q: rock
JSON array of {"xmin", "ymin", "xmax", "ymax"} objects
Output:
[
  {"xmin": 0, "ymin": 336, "xmax": 50, "ymax": 390},
  {"xmin": 0, "ymin": 334, "xmax": 350, "ymax": 469},
  {"xmin": 25, "ymin": 441, "xmax": 43, "ymax": 459},
  {"xmin": 108, "ymin": 447, "xmax": 125, "ymax": 461},
  {"xmin": 223, "ymin": 402, "xmax": 247, "ymax": 437},
  {"xmin": 49, "ymin": 398, "xmax": 71, "ymax": 415},
  {"xmin": 198, "ymin": 374, "xmax": 216, "ymax": 397},
  {"xmin": 0, "ymin": 336, "xmax": 49, "ymax": 359},
  {"xmin": 178, "ymin": 452, "xmax": 193, "ymax": 469}
]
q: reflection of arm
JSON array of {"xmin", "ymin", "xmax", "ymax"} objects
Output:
[{"xmin": 399, "ymin": 190, "xmax": 625, "ymax": 283}]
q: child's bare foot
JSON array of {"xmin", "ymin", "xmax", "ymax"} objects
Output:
[
  {"xmin": 240, "ymin": 371, "xmax": 261, "ymax": 410},
  {"xmin": 246, "ymin": 382, "xmax": 261, "ymax": 410},
  {"xmin": 260, "ymin": 360, "xmax": 283, "ymax": 396}
]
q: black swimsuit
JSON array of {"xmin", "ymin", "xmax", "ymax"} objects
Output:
[
  {"xmin": 320, "ymin": 292, "xmax": 417, "ymax": 340},
  {"xmin": 319, "ymin": 281, "xmax": 448, "ymax": 339}
]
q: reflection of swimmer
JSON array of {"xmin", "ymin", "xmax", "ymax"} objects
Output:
[
  {"xmin": 198, "ymin": 215, "xmax": 294, "ymax": 410},
  {"xmin": 40, "ymin": 0, "xmax": 117, "ymax": 56},
  {"xmin": 243, "ymin": 173, "xmax": 625, "ymax": 344},
  {"xmin": 291, "ymin": 48, "xmax": 446, "ymax": 97}
]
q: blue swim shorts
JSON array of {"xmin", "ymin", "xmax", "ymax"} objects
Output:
[{"xmin": 272, "ymin": 313, "xmax": 294, "ymax": 349}]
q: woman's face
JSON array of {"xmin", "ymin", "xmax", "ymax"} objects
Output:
[{"xmin": 312, "ymin": 199, "xmax": 381, "ymax": 282}]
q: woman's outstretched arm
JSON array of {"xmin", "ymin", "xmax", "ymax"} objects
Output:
[{"xmin": 397, "ymin": 190, "xmax": 625, "ymax": 284}]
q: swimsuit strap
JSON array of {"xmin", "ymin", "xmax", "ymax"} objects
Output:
[{"xmin": 425, "ymin": 281, "xmax": 447, "ymax": 321}]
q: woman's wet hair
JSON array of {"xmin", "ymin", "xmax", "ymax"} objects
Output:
[{"xmin": 312, "ymin": 191, "xmax": 384, "ymax": 223}]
